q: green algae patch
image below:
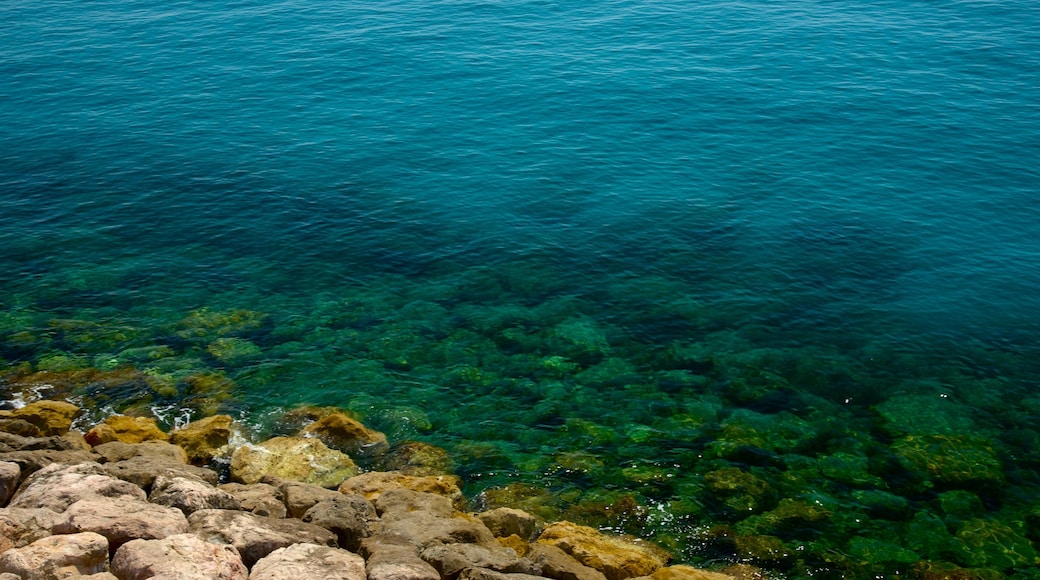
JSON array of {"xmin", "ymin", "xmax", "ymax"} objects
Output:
[
  {"xmin": 177, "ymin": 308, "xmax": 267, "ymax": 340},
  {"xmin": 954, "ymin": 519, "xmax": 1039, "ymax": 569},
  {"xmin": 206, "ymin": 337, "xmax": 262, "ymax": 365},
  {"xmin": 892, "ymin": 434, "xmax": 1004, "ymax": 488}
]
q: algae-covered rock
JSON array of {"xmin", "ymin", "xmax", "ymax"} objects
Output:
[
  {"xmin": 169, "ymin": 414, "xmax": 234, "ymax": 465},
  {"xmin": 301, "ymin": 411, "xmax": 389, "ymax": 459},
  {"xmin": 937, "ymin": 490, "xmax": 985, "ymax": 526},
  {"xmin": 230, "ymin": 437, "xmax": 358, "ymax": 488},
  {"xmin": 735, "ymin": 498, "xmax": 831, "ymax": 537},
  {"xmin": 548, "ymin": 318, "xmax": 611, "ymax": 364},
  {"xmin": 851, "ymin": 489, "xmax": 910, "ymax": 520},
  {"xmin": 875, "ymin": 393, "xmax": 977, "ymax": 436},
  {"xmin": 84, "ymin": 415, "xmax": 169, "ymax": 445},
  {"xmin": 892, "ymin": 435, "xmax": 1004, "ymax": 488},
  {"xmin": 954, "ymin": 519, "xmax": 1039, "ymax": 569},
  {"xmin": 382, "ymin": 441, "xmax": 455, "ymax": 476},
  {"xmin": 733, "ymin": 535, "xmax": 791, "ymax": 564},
  {"xmin": 0, "ymin": 400, "xmax": 82, "ymax": 436},
  {"xmin": 846, "ymin": 537, "xmax": 919, "ymax": 566},
  {"xmin": 176, "ymin": 308, "xmax": 267, "ymax": 341},
  {"xmin": 206, "ymin": 337, "xmax": 262, "ymax": 365},
  {"xmin": 702, "ymin": 467, "xmax": 777, "ymax": 515},
  {"xmin": 819, "ymin": 451, "xmax": 885, "ymax": 488},
  {"xmin": 537, "ymin": 521, "xmax": 669, "ymax": 580}
]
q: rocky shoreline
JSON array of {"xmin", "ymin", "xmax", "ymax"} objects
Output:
[{"xmin": 0, "ymin": 400, "xmax": 749, "ymax": 580}]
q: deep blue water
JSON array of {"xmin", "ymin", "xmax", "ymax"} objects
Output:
[{"xmin": 3, "ymin": 0, "xmax": 1040, "ymax": 576}]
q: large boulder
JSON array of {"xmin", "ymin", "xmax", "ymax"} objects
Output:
[
  {"xmin": 371, "ymin": 490, "xmax": 497, "ymax": 550},
  {"xmin": 111, "ymin": 533, "xmax": 248, "ymax": 580},
  {"xmin": 645, "ymin": 565, "xmax": 737, "ymax": 580},
  {"xmin": 188, "ymin": 508, "xmax": 338, "ymax": 568},
  {"xmin": 149, "ymin": 474, "xmax": 242, "ymax": 515},
  {"xmin": 0, "ymin": 461, "xmax": 19, "ymax": 506},
  {"xmin": 527, "ymin": 543, "xmax": 608, "ymax": 580},
  {"xmin": 169, "ymin": 415, "xmax": 235, "ymax": 465},
  {"xmin": 0, "ymin": 450, "xmax": 96, "ymax": 477},
  {"xmin": 250, "ymin": 543, "xmax": 367, "ymax": 580},
  {"xmin": 537, "ymin": 522, "xmax": 669, "ymax": 580},
  {"xmin": 381, "ymin": 441, "xmax": 455, "ymax": 476},
  {"xmin": 267, "ymin": 477, "xmax": 342, "ymax": 519},
  {"xmin": 7, "ymin": 462, "xmax": 146, "ymax": 512},
  {"xmin": 0, "ymin": 508, "xmax": 63, "ymax": 553},
  {"xmin": 361, "ymin": 535, "xmax": 441, "ymax": 580},
  {"xmin": 218, "ymin": 482, "xmax": 287, "ymax": 518},
  {"xmin": 102, "ymin": 455, "xmax": 219, "ymax": 490},
  {"xmin": 54, "ymin": 497, "xmax": 189, "ymax": 552},
  {"xmin": 420, "ymin": 543, "xmax": 539, "ymax": 578},
  {"xmin": 300, "ymin": 411, "xmax": 389, "ymax": 459},
  {"xmin": 302, "ymin": 493, "xmax": 378, "ymax": 551},
  {"xmin": 478, "ymin": 508, "xmax": 539, "ymax": 540},
  {"xmin": 340, "ymin": 471, "xmax": 466, "ymax": 509},
  {"xmin": 0, "ymin": 531, "xmax": 109, "ymax": 579},
  {"xmin": 0, "ymin": 400, "xmax": 82, "ymax": 436},
  {"xmin": 84, "ymin": 416, "xmax": 169, "ymax": 445},
  {"xmin": 92, "ymin": 440, "xmax": 187, "ymax": 464},
  {"xmin": 230, "ymin": 437, "xmax": 357, "ymax": 488}
]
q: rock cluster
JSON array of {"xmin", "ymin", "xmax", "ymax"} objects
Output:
[{"xmin": 0, "ymin": 401, "xmax": 737, "ymax": 580}]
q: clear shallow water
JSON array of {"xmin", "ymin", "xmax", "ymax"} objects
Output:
[{"xmin": 3, "ymin": 0, "xmax": 1040, "ymax": 576}]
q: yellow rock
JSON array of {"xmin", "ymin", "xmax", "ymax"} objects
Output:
[
  {"xmin": 84, "ymin": 415, "xmax": 169, "ymax": 445},
  {"xmin": 169, "ymin": 415, "xmax": 234, "ymax": 464},
  {"xmin": 650, "ymin": 565, "xmax": 737, "ymax": 580},
  {"xmin": 231, "ymin": 436, "xmax": 357, "ymax": 488},
  {"xmin": 0, "ymin": 400, "xmax": 82, "ymax": 436},
  {"xmin": 300, "ymin": 411, "xmax": 389, "ymax": 458},
  {"xmin": 338, "ymin": 471, "xmax": 465, "ymax": 509},
  {"xmin": 537, "ymin": 521, "xmax": 669, "ymax": 580}
]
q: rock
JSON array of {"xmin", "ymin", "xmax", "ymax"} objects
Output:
[
  {"xmin": 187, "ymin": 508, "xmax": 338, "ymax": 568},
  {"xmin": 527, "ymin": 543, "xmax": 607, "ymax": 580},
  {"xmin": 457, "ymin": 570, "xmax": 547, "ymax": 580},
  {"xmin": 0, "ymin": 432, "xmax": 80, "ymax": 452},
  {"xmin": 421, "ymin": 543, "xmax": 538, "ymax": 578},
  {"xmin": 218, "ymin": 482, "xmax": 287, "ymax": 518},
  {"xmin": 0, "ymin": 531, "xmax": 109, "ymax": 579},
  {"xmin": 647, "ymin": 566, "xmax": 736, "ymax": 580},
  {"xmin": 0, "ymin": 418, "xmax": 41, "ymax": 437},
  {"xmin": 0, "ymin": 450, "xmax": 96, "ymax": 477},
  {"xmin": 341, "ymin": 471, "xmax": 466, "ymax": 509},
  {"xmin": 0, "ymin": 461, "xmax": 19, "ymax": 505},
  {"xmin": 892, "ymin": 435, "xmax": 1005, "ymax": 488},
  {"xmin": 169, "ymin": 414, "xmax": 234, "ymax": 465},
  {"xmin": 954, "ymin": 518, "xmax": 1038, "ymax": 569},
  {"xmin": 373, "ymin": 493, "xmax": 498, "ymax": 550},
  {"xmin": 54, "ymin": 497, "xmax": 189, "ymax": 551},
  {"xmin": 92, "ymin": 440, "xmax": 187, "ymax": 464},
  {"xmin": 230, "ymin": 437, "xmax": 357, "ymax": 488},
  {"xmin": 376, "ymin": 487, "xmax": 456, "ymax": 519},
  {"xmin": 0, "ymin": 400, "xmax": 82, "ymax": 436},
  {"xmin": 537, "ymin": 522, "xmax": 669, "ymax": 580},
  {"xmin": 267, "ymin": 477, "xmax": 342, "ymax": 519},
  {"xmin": 84, "ymin": 416, "xmax": 169, "ymax": 445},
  {"xmin": 362, "ymin": 536, "xmax": 441, "ymax": 580},
  {"xmin": 301, "ymin": 493, "xmax": 378, "ymax": 551},
  {"xmin": 300, "ymin": 411, "xmax": 389, "ymax": 459},
  {"xmin": 111, "ymin": 533, "xmax": 248, "ymax": 580},
  {"xmin": 478, "ymin": 508, "xmax": 539, "ymax": 540},
  {"xmin": 250, "ymin": 543, "xmax": 367, "ymax": 580},
  {"xmin": 0, "ymin": 507, "xmax": 63, "ymax": 552},
  {"xmin": 102, "ymin": 455, "xmax": 219, "ymax": 490},
  {"xmin": 149, "ymin": 474, "xmax": 242, "ymax": 515},
  {"xmin": 382, "ymin": 441, "xmax": 455, "ymax": 476},
  {"xmin": 8, "ymin": 462, "xmax": 146, "ymax": 512}
]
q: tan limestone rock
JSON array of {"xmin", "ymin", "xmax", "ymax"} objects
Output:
[
  {"xmin": 92, "ymin": 440, "xmax": 187, "ymax": 464},
  {"xmin": 250, "ymin": 543, "xmax": 367, "ymax": 580},
  {"xmin": 7, "ymin": 462, "xmax": 146, "ymax": 512},
  {"xmin": 0, "ymin": 507, "xmax": 63, "ymax": 553},
  {"xmin": 169, "ymin": 414, "xmax": 234, "ymax": 464},
  {"xmin": 0, "ymin": 461, "xmax": 19, "ymax": 506},
  {"xmin": 111, "ymin": 533, "xmax": 248, "ymax": 580},
  {"xmin": 0, "ymin": 400, "xmax": 82, "ymax": 436},
  {"xmin": 84, "ymin": 415, "xmax": 168, "ymax": 445},
  {"xmin": 149, "ymin": 474, "xmax": 242, "ymax": 515},
  {"xmin": 187, "ymin": 508, "xmax": 338, "ymax": 568},
  {"xmin": 479, "ymin": 507, "xmax": 539, "ymax": 540},
  {"xmin": 0, "ymin": 531, "xmax": 109, "ymax": 579},
  {"xmin": 527, "ymin": 542, "xmax": 608, "ymax": 580},
  {"xmin": 300, "ymin": 411, "xmax": 389, "ymax": 459},
  {"xmin": 54, "ymin": 497, "xmax": 190, "ymax": 551},
  {"xmin": 382, "ymin": 441, "xmax": 455, "ymax": 476},
  {"xmin": 339, "ymin": 471, "xmax": 465, "ymax": 509},
  {"xmin": 230, "ymin": 437, "xmax": 357, "ymax": 488},
  {"xmin": 648, "ymin": 566, "xmax": 737, "ymax": 580},
  {"xmin": 537, "ymin": 522, "xmax": 669, "ymax": 580},
  {"xmin": 218, "ymin": 482, "xmax": 287, "ymax": 518}
]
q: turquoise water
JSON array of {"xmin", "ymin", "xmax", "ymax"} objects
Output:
[{"xmin": 3, "ymin": 0, "xmax": 1040, "ymax": 575}]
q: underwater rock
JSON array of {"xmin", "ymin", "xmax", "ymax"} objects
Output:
[
  {"xmin": 702, "ymin": 467, "xmax": 777, "ymax": 515},
  {"xmin": 0, "ymin": 400, "xmax": 82, "ymax": 436},
  {"xmin": 382, "ymin": 440, "xmax": 455, "ymax": 476},
  {"xmin": 953, "ymin": 518, "xmax": 1039, "ymax": 569},
  {"xmin": 734, "ymin": 499, "xmax": 831, "ymax": 538},
  {"xmin": 300, "ymin": 410, "xmax": 390, "ymax": 459},
  {"xmin": 891, "ymin": 435, "xmax": 1004, "ymax": 489},
  {"xmin": 84, "ymin": 415, "xmax": 169, "ymax": 445},
  {"xmin": 845, "ymin": 537, "xmax": 919, "ymax": 567},
  {"xmin": 176, "ymin": 308, "xmax": 268, "ymax": 341},
  {"xmin": 537, "ymin": 521, "xmax": 669, "ymax": 580},
  {"xmin": 230, "ymin": 437, "xmax": 357, "ymax": 488},
  {"xmin": 206, "ymin": 337, "xmax": 262, "ymax": 365},
  {"xmin": 168, "ymin": 414, "xmax": 234, "ymax": 465},
  {"xmin": 875, "ymin": 393, "xmax": 977, "ymax": 437},
  {"xmin": 818, "ymin": 451, "xmax": 886, "ymax": 488}
]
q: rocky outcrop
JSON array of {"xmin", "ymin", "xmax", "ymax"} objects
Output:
[
  {"xmin": 250, "ymin": 542, "xmax": 367, "ymax": 580},
  {"xmin": 110, "ymin": 533, "xmax": 248, "ymax": 580},
  {"xmin": 301, "ymin": 493, "xmax": 378, "ymax": 551},
  {"xmin": 230, "ymin": 437, "xmax": 357, "ymax": 488}
]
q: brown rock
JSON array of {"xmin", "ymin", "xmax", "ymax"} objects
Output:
[
  {"xmin": 527, "ymin": 543, "xmax": 608, "ymax": 580},
  {"xmin": 0, "ymin": 418, "xmax": 41, "ymax": 437},
  {"xmin": 421, "ymin": 543, "xmax": 538, "ymax": 578},
  {"xmin": 537, "ymin": 522, "xmax": 669, "ymax": 580},
  {"xmin": 0, "ymin": 400, "xmax": 82, "ymax": 436},
  {"xmin": 111, "ymin": 533, "xmax": 248, "ymax": 580},
  {"xmin": 84, "ymin": 415, "xmax": 168, "ymax": 445},
  {"xmin": 373, "ymin": 493, "xmax": 498, "ymax": 550},
  {"xmin": 187, "ymin": 508, "xmax": 338, "ymax": 568},
  {"xmin": 169, "ymin": 414, "xmax": 234, "ymax": 465},
  {"xmin": 457, "ymin": 569, "xmax": 547, "ymax": 580},
  {"xmin": 0, "ymin": 461, "xmax": 19, "ymax": 506},
  {"xmin": 382, "ymin": 441, "xmax": 455, "ymax": 476},
  {"xmin": 8, "ymin": 462, "xmax": 146, "ymax": 512},
  {"xmin": 362, "ymin": 536, "xmax": 441, "ymax": 580},
  {"xmin": 341, "ymin": 471, "xmax": 466, "ymax": 509},
  {"xmin": 478, "ymin": 508, "xmax": 539, "ymax": 540},
  {"xmin": 0, "ymin": 432, "xmax": 80, "ymax": 452},
  {"xmin": 0, "ymin": 507, "xmax": 63, "ymax": 552},
  {"xmin": 250, "ymin": 543, "xmax": 367, "ymax": 580},
  {"xmin": 54, "ymin": 497, "xmax": 189, "ymax": 552},
  {"xmin": 0, "ymin": 450, "xmax": 96, "ymax": 478},
  {"xmin": 300, "ymin": 411, "xmax": 390, "ymax": 459},
  {"xmin": 648, "ymin": 566, "xmax": 736, "ymax": 580},
  {"xmin": 230, "ymin": 437, "xmax": 357, "ymax": 488},
  {"xmin": 301, "ymin": 493, "xmax": 378, "ymax": 551},
  {"xmin": 92, "ymin": 440, "xmax": 187, "ymax": 464},
  {"xmin": 0, "ymin": 531, "xmax": 109, "ymax": 579},
  {"xmin": 149, "ymin": 474, "xmax": 242, "ymax": 515},
  {"xmin": 375, "ymin": 487, "xmax": 456, "ymax": 518},
  {"xmin": 267, "ymin": 477, "xmax": 342, "ymax": 519},
  {"xmin": 218, "ymin": 482, "xmax": 287, "ymax": 518},
  {"xmin": 102, "ymin": 455, "xmax": 219, "ymax": 490}
]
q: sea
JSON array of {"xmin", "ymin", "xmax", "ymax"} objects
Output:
[{"xmin": 2, "ymin": 0, "xmax": 1040, "ymax": 576}]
